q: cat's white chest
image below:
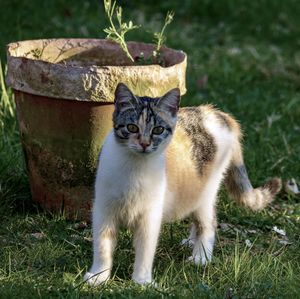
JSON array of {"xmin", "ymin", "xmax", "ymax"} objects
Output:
[{"xmin": 95, "ymin": 132, "xmax": 166, "ymax": 223}]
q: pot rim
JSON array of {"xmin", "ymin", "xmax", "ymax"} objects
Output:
[
  {"xmin": 6, "ymin": 38, "xmax": 187, "ymax": 102},
  {"xmin": 7, "ymin": 38, "xmax": 186, "ymax": 69}
]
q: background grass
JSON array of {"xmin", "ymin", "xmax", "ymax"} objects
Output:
[{"xmin": 0, "ymin": 0, "xmax": 299, "ymax": 298}]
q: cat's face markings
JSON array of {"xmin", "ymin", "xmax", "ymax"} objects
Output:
[{"xmin": 113, "ymin": 83, "xmax": 180, "ymax": 154}]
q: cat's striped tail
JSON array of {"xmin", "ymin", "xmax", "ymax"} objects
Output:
[{"xmin": 224, "ymin": 142, "xmax": 282, "ymax": 211}]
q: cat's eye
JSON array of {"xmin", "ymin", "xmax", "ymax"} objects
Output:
[
  {"xmin": 152, "ymin": 126, "xmax": 164, "ymax": 135},
  {"xmin": 127, "ymin": 124, "xmax": 139, "ymax": 133}
]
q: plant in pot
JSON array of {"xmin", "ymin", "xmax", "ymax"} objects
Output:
[
  {"xmin": 6, "ymin": 0, "xmax": 187, "ymax": 220},
  {"xmin": 102, "ymin": 0, "xmax": 175, "ymax": 65}
]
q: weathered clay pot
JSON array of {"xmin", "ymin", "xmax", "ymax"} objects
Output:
[{"xmin": 6, "ymin": 38, "xmax": 187, "ymax": 220}]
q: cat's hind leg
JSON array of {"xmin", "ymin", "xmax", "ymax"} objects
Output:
[
  {"xmin": 187, "ymin": 195, "xmax": 217, "ymax": 265},
  {"xmin": 181, "ymin": 222, "xmax": 197, "ymax": 248}
]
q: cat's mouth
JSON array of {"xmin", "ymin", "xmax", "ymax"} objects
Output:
[
  {"xmin": 136, "ymin": 148, "xmax": 153, "ymax": 154},
  {"xmin": 128, "ymin": 144, "xmax": 159, "ymax": 155},
  {"xmin": 130, "ymin": 146, "xmax": 156, "ymax": 155}
]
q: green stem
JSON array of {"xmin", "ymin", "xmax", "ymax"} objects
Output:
[{"xmin": 106, "ymin": 2, "xmax": 134, "ymax": 62}]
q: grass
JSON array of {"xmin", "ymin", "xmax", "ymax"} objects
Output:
[{"xmin": 0, "ymin": 0, "xmax": 300, "ymax": 298}]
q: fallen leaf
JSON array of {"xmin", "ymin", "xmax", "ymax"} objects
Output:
[
  {"xmin": 30, "ymin": 232, "xmax": 45, "ymax": 240},
  {"xmin": 278, "ymin": 240, "xmax": 292, "ymax": 245},
  {"xmin": 272, "ymin": 226, "xmax": 286, "ymax": 236}
]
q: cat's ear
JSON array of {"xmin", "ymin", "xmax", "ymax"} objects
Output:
[
  {"xmin": 157, "ymin": 88, "xmax": 180, "ymax": 116},
  {"xmin": 114, "ymin": 83, "xmax": 138, "ymax": 108}
]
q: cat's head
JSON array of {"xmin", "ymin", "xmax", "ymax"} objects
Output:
[{"xmin": 113, "ymin": 83, "xmax": 180, "ymax": 155}]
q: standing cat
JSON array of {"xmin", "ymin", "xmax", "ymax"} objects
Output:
[{"xmin": 84, "ymin": 83, "xmax": 281, "ymax": 285}]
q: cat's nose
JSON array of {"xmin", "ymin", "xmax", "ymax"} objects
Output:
[{"xmin": 140, "ymin": 141, "xmax": 150, "ymax": 150}]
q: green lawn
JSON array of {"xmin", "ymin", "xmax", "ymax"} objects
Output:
[{"xmin": 0, "ymin": 1, "xmax": 299, "ymax": 298}]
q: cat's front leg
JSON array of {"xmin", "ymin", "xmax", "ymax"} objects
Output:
[
  {"xmin": 84, "ymin": 206, "xmax": 117, "ymax": 286},
  {"xmin": 132, "ymin": 202, "xmax": 163, "ymax": 285}
]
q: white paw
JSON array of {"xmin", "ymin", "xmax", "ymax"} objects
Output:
[
  {"xmin": 133, "ymin": 278, "xmax": 156, "ymax": 286},
  {"xmin": 84, "ymin": 270, "xmax": 110, "ymax": 286},
  {"xmin": 132, "ymin": 274, "xmax": 153, "ymax": 286},
  {"xmin": 187, "ymin": 254, "xmax": 211, "ymax": 266},
  {"xmin": 181, "ymin": 238, "xmax": 195, "ymax": 248}
]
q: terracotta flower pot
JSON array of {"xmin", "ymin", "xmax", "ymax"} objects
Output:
[{"xmin": 6, "ymin": 38, "xmax": 187, "ymax": 220}]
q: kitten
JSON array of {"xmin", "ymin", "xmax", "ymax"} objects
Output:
[{"xmin": 84, "ymin": 83, "xmax": 281, "ymax": 285}]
